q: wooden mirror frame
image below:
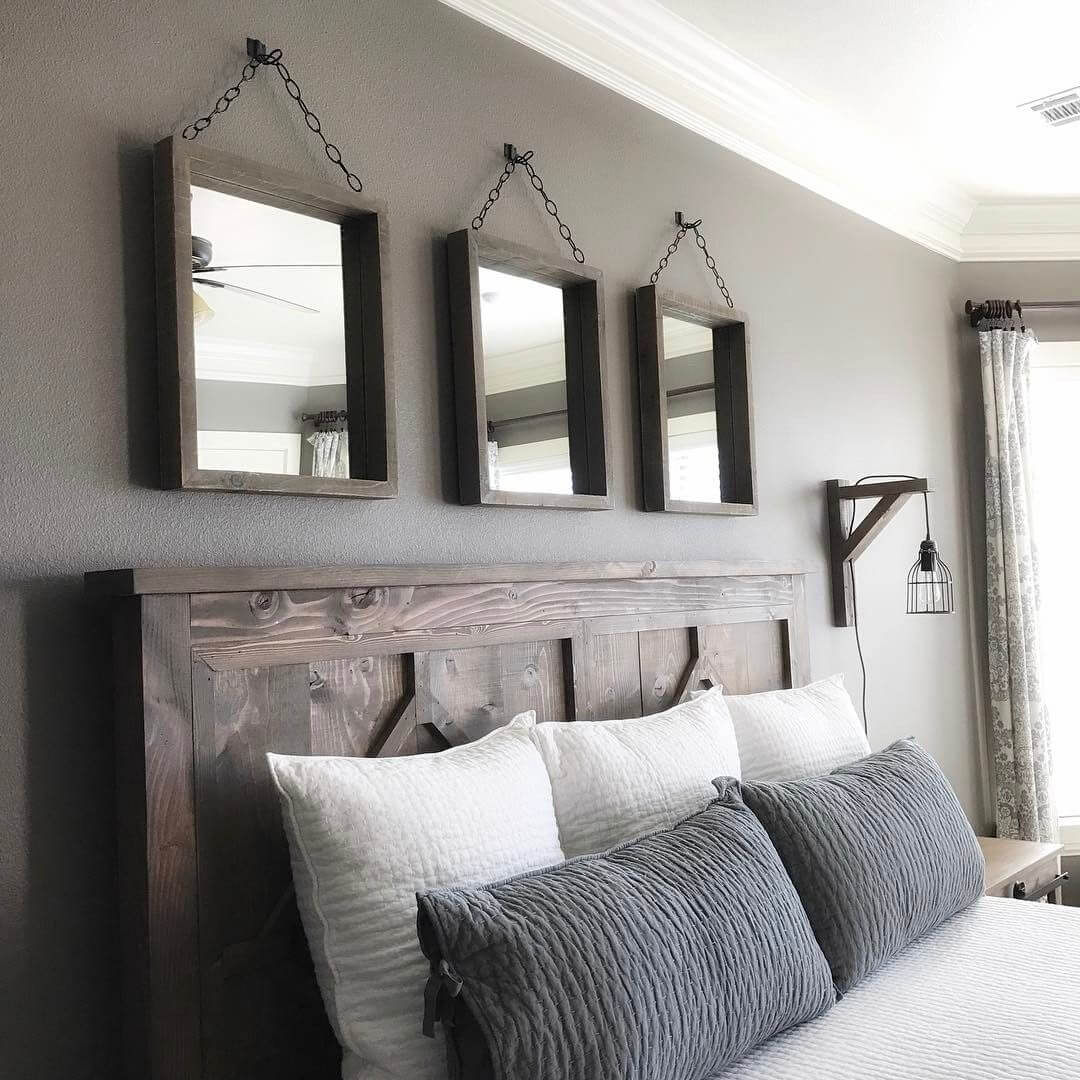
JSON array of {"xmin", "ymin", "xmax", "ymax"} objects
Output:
[
  {"xmin": 635, "ymin": 285, "xmax": 757, "ymax": 515},
  {"xmin": 154, "ymin": 136, "xmax": 396, "ymax": 498},
  {"xmin": 446, "ymin": 229, "xmax": 613, "ymax": 509}
]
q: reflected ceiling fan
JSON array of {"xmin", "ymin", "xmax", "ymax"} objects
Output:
[{"xmin": 191, "ymin": 235, "xmax": 339, "ymax": 318}]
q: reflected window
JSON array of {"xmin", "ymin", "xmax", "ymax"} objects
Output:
[
  {"xmin": 662, "ymin": 316, "xmax": 722, "ymax": 503},
  {"xmin": 479, "ymin": 266, "xmax": 572, "ymax": 496}
]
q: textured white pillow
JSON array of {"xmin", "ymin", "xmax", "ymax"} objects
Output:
[
  {"xmin": 529, "ymin": 688, "xmax": 741, "ymax": 857},
  {"xmin": 267, "ymin": 716, "xmax": 565, "ymax": 1080},
  {"xmin": 725, "ymin": 674, "xmax": 870, "ymax": 782}
]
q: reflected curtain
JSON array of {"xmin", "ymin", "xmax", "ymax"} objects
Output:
[
  {"xmin": 981, "ymin": 328, "xmax": 1056, "ymax": 841},
  {"xmin": 308, "ymin": 430, "xmax": 350, "ymax": 479}
]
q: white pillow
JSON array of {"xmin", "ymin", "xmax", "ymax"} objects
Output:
[
  {"xmin": 528, "ymin": 688, "xmax": 741, "ymax": 857},
  {"xmin": 724, "ymin": 674, "xmax": 870, "ymax": 782},
  {"xmin": 267, "ymin": 715, "xmax": 565, "ymax": 1080}
]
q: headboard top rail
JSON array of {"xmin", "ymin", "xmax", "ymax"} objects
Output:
[{"xmin": 85, "ymin": 558, "xmax": 815, "ymax": 597}]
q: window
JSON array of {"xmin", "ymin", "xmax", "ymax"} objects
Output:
[
  {"xmin": 1029, "ymin": 341, "xmax": 1080, "ymax": 846},
  {"xmin": 666, "ymin": 413, "xmax": 723, "ymax": 503},
  {"xmin": 488, "ymin": 437, "xmax": 574, "ymax": 495},
  {"xmin": 196, "ymin": 430, "xmax": 302, "ymax": 475}
]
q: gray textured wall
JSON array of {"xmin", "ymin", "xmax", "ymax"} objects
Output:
[
  {"xmin": 2, "ymin": 0, "xmax": 983, "ymax": 1072},
  {"xmin": 195, "ymin": 379, "xmax": 345, "ymax": 433}
]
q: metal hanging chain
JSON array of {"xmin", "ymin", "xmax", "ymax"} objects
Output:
[
  {"xmin": 182, "ymin": 40, "xmax": 364, "ymax": 193},
  {"xmin": 472, "ymin": 145, "xmax": 586, "ymax": 264},
  {"xmin": 649, "ymin": 214, "xmax": 734, "ymax": 308}
]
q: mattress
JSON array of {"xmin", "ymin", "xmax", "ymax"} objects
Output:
[{"xmin": 720, "ymin": 896, "xmax": 1080, "ymax": 1079}]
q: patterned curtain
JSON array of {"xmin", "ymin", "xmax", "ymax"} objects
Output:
[
  {"xmin": 307, "ymin": 430, "xmax": 350, "ymax": 479},
  {"xmin": 981, "ymin": 328, "xmax": 1056, "ymax": 842}
]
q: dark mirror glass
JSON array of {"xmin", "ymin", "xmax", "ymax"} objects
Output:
[
  {"xmin": 478, "ymin": 265, "xmax": 572, "ymax": 495},
  {"xmin": 190, "ymin": 184, "xmax": 348, "ymax": 478}
]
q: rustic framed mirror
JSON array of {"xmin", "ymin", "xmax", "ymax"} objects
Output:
[
  {"xmin": 446, "ymin": 229, "xmax": 612, "ymax": 509},
  {"xmin": 154, "ymin": 136, "xmax": 395, "ymax": 497},
  {"xmin": 635, "ymin": 286, "xmax": 756, "ymax": 515}
]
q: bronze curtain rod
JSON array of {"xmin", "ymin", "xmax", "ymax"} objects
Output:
[
  {"xmin": 964, "ymin": 298, "xmax": 1080, "ymax": 327},
  {"xmin": 300, "ymin": 409, "xmax": 348, "ymax": 426}
]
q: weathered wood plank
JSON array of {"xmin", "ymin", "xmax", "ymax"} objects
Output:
[
  {"xmin": 85, "ymin": 560, "xmax": 814, "ymax": 597},
  {"xmin": 188, "ymin": 576, "xmax": 796, "ymax": 653},
  {"xmin": 370, "ymin": 694, "xmax": 418, "ymax": 758},
  {"xmin": 195, "ymin": 663, "xmax": 306, "ymax": 967},
  {"xmin": 638, "ymin": 627, "xmax": 694, "ymax": 714},
  {"xmin": 579, "ymin": 631, "xmax": 641, "ymax": 721},
  {"xmin": 701, "ymin": 620, "xmax": 788, "ymax": 694},
  {"xmin": 197, "ymin": 619, "xmax": 586, "ymax": 672},
  {"xmin": 309, "ymin": 655, "xmax": 408, "ymax": 756},
  {"xmin": 119, "ymin": 594, "xmax": 200, "ymax": 1080},
  {"xmin": 788, "ymin": 577, "xmax": 811, "ymax": 687},
  {"xmin": 193, "ymin": 662, "xmax": 340, "ymax": 1078},
  {"xmin": 419, "ymin": 640, "xmax": 569, "ymax": 743},
  {"xmin": 585, "ymin": 603, "xmax": 792, "ymax": 636}
]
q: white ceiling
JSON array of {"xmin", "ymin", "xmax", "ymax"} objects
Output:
[
  {"xmin": 191, "ymin": 186, "xmax": 346, "ymax": 385},
  {"xmin": 479, "ymin": 266, "xmax": 568, "ymax": 394},
  {"xmin": 662, "ymin": 0, "xmax": 1080, "ymax": 202},
  {"xmin": 441, "ymin": 0, "xmax": 1080, "ymax": 260}
]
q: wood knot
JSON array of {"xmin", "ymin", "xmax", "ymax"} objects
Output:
[
  {"xmin": 507, "ymin": 589, "xmax": 519, "ymax": 601},
  {"xmin": 249, "ymin": 591, "xmax": 278, "ymax": 619},
  {"xmin": 643, "ymin": 560, "xmax": 657, "ymax": 575},
  {"xmin": 358, "ymin": 656, "xmax": 374, "ymax": 673},
  {"xmin": 348, "ymin": 588, "xmax": 380, "ymax": 609}
]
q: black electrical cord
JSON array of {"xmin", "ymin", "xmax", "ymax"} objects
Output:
[
  {"xmin": 849, "ymin": 562, "xmax": 869, "ymax": 735},
  {"xmin": 845, "ymin": 474, "xmax": 923, "ymax": 733}
]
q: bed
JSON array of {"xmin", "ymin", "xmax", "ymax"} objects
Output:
[
  {"xmin": 86, "ymin": 559, "xmax": 1080, "ymax": 1080},
  {"xmin": 727, "ymin": 896, "xmax": 1080, "ymax": 1078}
]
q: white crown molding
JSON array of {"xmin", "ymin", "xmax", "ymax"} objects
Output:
[
  {"xmin": 958, "ymin": 201, "xmax": 1080, "ymax": 262},
  {"xmin": 484, "ymin": 340, "xmax": 567, "ymax": 395},
  {"xmin": 661, "ymin": 316, "xmax": 713, "ymax": 358},
  {"xmin": 440, "ymin": 0, "xmax": 1080, "ymax": 262},
  {"xmin": 194, "ymin": 339, "xmax": 346, "ymax": 387}
]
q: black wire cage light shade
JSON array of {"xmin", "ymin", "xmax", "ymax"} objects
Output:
[{"xmin": 907, "ymin": 496, "xmax": 954, "ymax": 614}]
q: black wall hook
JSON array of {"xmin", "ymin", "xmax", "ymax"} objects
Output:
[
  {"xmin": 675, "ymin": 210, "xmax": 703, "ymax": 229},
  {"xmin": 246, "ymin": 37, "xmax": 268, "ymax": 61}
]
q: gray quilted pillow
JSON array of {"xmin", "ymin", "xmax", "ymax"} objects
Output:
[
  {"xmin": 727, "ymin": 737, "xmax": 984, "ymax": 995},
  {"xmin": 416, "ymin": 797, "xmax": 835, "ymax": 1080}
]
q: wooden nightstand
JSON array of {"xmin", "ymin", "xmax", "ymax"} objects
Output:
[{"xmin": 978, "ymin": 836, "xmax": 1068, "ymax": 903}]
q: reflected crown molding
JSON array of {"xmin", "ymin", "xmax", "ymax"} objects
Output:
[
  {"xmin": 194, "ymin": 339, "xmax": 347, "ymax": 387},
  {"xmin": 484, "ymin": 340, "xmax": 567, "ymax": 395}
]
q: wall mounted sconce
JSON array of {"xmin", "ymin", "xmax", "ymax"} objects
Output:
[{"xmin": 826, "ymin": 476, "xmax": 954, "ymax": 628}]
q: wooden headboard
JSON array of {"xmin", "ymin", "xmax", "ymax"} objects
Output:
[{"xmin": 87, "ymin": 559, "xmax": 812, "ymax": 1080}]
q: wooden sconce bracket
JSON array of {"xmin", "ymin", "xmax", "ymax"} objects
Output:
[{"xmin": 826, "ymin": 478, "xmax": 930, "ymax": 627}]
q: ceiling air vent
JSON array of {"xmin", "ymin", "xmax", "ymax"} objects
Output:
[{"xmin": 1019, "ymin": 86, "xmax": 1080, "ymax": 128}]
